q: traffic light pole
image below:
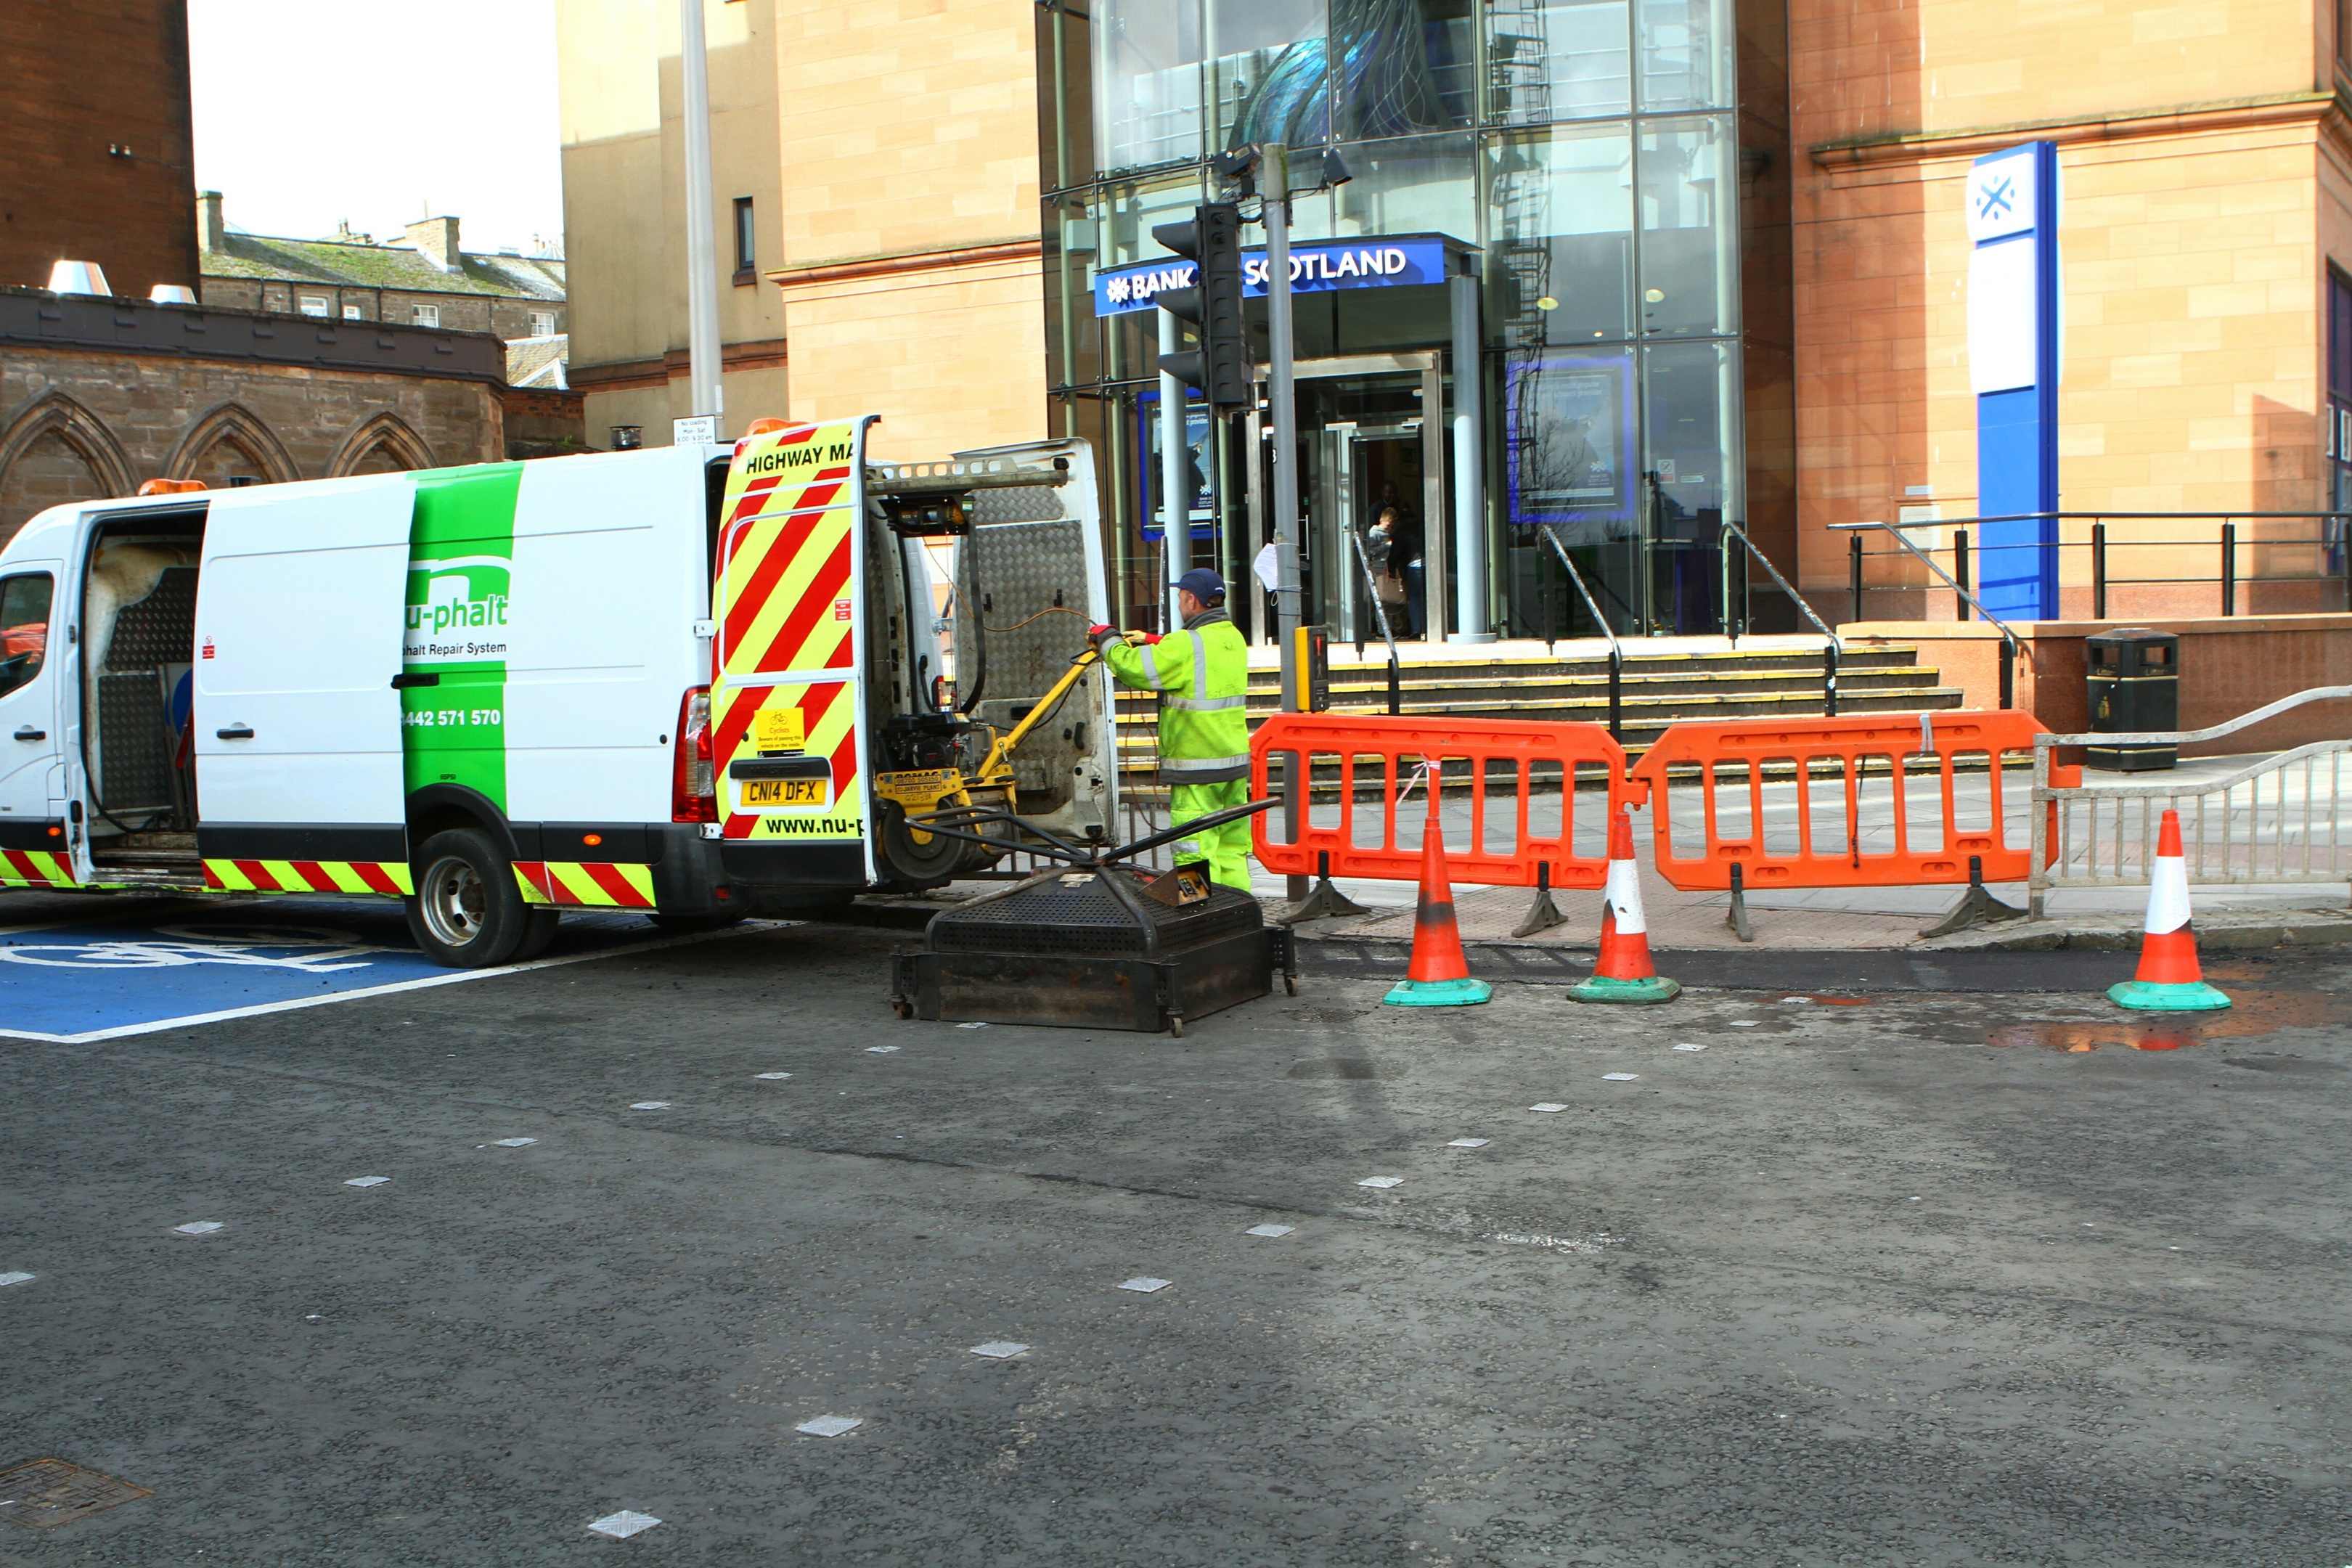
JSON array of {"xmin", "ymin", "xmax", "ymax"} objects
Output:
[
  {"xmin": 1158, "ymin": 306, "xmax": 1187, "ymax": 632},
  {"xmin": 1263, "ymin": 144, "xmax": 1307, "ymax": 899}
]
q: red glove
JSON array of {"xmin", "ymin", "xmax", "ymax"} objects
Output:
[
  {"xmin": 1087, "ymin": 624, "xmax": 1114, "ymax": 640},
  {"xmin": 1140, "ymin": 633, "xmax": 1164, "ymax": 645}
]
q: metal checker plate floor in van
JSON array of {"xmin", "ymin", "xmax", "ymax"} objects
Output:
[{"xmin": 0, "ymin": 900, "xmax": 752, "ymax": 1043}]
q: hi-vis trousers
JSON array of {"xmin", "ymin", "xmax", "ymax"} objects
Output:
[{"xmin": 1169, "ymin": 778, "xmax": 1254, "ymax": 891}]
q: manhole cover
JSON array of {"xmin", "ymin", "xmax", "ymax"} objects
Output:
[{"xmin": 0, "ymin": 1458, "xmax": 152, "ymax": 1530}]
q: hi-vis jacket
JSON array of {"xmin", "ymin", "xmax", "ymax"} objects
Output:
[{"xmin": 1096, "ymin": 609, "xmax": 1251, "ymax": 783}]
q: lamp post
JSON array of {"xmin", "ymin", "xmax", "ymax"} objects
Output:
[{"xmin": 681, "ymin": 0, "xmax": 723, "ymax": 435}]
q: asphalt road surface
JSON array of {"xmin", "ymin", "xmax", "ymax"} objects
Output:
[{"xmin": 2, "ymin": 910, "xmax": 2348, "ymax": 1566}]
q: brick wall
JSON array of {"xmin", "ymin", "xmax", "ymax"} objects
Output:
[
  {"xmin": 0, "ymin": 0, "xmax": 201, "ymax": 298},
  {"xmin": 0, "ymin": 346, "xmax": 504, "ymax": 544},
  {"xmin": 1791, "ymin": 0, "xmax": 2339, "ymax": 601},
  {"xmin": 499, "ymin": 385, "xmax": 588, "ymax": 460}
]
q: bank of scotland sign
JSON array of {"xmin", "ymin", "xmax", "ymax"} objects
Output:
[{"xmin": 1092, "ymin": 234, "xmax": 1450, "ymax": 317}]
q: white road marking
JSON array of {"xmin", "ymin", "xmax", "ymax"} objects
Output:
[
  {"xmin": 1117, "ymin": 1277, "xmax": 1173, "ymax": 1294},
  {"xmin": 343, "ymin": 1177, "xmax": 391, "ymax": 1188},
  {"xmin": 629, "ymin": 1101, "xmax": 672, "ymax": 1110},
  {"xmin": 172, "ymin": 1222, "xmax": 224, "ymax": 1236},
  {"xmin": 795, "ymin": 1416, "xmax": 863, "ymax": 1437},
  {"xmin": 587, "ymin": 1511, "xmax": 661, "ymax": 1538},
  {"xmin": 0, "ymin": 923, "xmax": 769, "ymax": 1045},
  {"xmin": 754, "ymin": 1072, "xmax": 793, "ymax": 1080},
  {"xmin": 1244, "ymin": 1224, "xmax": 1294, "ymax": 1238},
  {"xmin": 491, "ymin": 1138, "xmax": 538, "ymax": 1148},
  {"xmin": 0, "ymin": 1271, "xmax": 33, "ymax": 1287},
  {"xmin": 1528, "ymin": 1103, "xmax": 1567, "ymax": 1113},
  {"xmin": 1357, "ymin": 1176, "xmax": 1404, "ymax": 1188},
  {"xmin": 1447, "ymin": 1138, "xmax": 1490, "ymax": 1148},
  {"xmin": 969, "ymin": 1342, "xmax": 1029, "ymax": 1359},
  {"xmin": 1602, "ymin": 1073, "xmax": 1639, "ymax": 1082}
]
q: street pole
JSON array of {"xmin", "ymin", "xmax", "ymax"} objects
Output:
[
  {"xmin": 1264, "ymin": 144, "xmax": 1306, "ymax": 898},
  {"xmin": 1158, "ymin": 306, "xmax": 1186, "ymax": 632},
  {"xmin": 680, "ymin": 0, "xmax": 724, "ymax": 433}
]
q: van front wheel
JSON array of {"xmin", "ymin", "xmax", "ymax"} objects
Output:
[{"xmin": 407, "ymin": 829, "xmax": 529, "ymax": 968}]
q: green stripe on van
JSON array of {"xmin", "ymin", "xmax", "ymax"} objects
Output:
[{"xmin": 403, "ymin": 463, "xmax": 520, "ymax": 809}]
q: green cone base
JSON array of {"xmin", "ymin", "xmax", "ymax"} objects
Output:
[
  {"xmin": 1384, "ymin": 976, "xmax": 1493, "ymax": 1007},
  {"xmin": 2108, "ymin": 979, "xmax": 2231, "ymax": 1012},
  {"xmin": 1569, "ymin": 973, "xmax": 1682, "ymax": 1005}
]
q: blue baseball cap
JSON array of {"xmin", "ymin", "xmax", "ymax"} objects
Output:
[{"xmin": 1177, "ymin": 568, "xmax": 1225, "ymax": 604}]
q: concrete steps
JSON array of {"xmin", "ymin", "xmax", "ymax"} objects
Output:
[{"xmin": 1111, "ymin": 642, "xmax": 1964, "ymax": 779}]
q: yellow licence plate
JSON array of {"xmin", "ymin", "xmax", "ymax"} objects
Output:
[{"xmin": 743, "ymin": 777, "xmax": 827, "ymax": 807}]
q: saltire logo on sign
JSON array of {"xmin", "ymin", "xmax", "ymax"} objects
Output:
[{"xmin": 713, "ymin": 417, "xmax": 875, "ymax": 869}]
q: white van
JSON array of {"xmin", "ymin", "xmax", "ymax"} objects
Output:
[{"xmin": 0, "ymin": 416, "xmax": 1117, "ymax": 966}]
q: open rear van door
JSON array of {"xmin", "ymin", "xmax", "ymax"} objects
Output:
[{"xmin": 192, "ymin": 474, "xmax": 414, "ymax": 869}]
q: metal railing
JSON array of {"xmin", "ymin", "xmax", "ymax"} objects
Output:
[
  {"xmin": 1845, "ymin": 511, "xmax": 2351, "ymax": 624},
  {"xmin": 1721, "ymin": 516, "xmax": 1842, "ymax": 716},
  {"xmin": 1832, "ymin": 519, "xmax": 2021, "ymax": 707},
  {"xmin": 1347, "ymin": 525, "xmax": 1403, "ymax": 716},
  {"xmin": 2029, "ymin": 685, "xmax": 2352, "ymax": 915},
  {"xmin": 1540, "ymin": 525, "xmax": 1625, "ymax": 738}
]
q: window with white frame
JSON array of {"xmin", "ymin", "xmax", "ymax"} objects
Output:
[
  {"xmin": 298, "ymin": 295, "xmax": 330, "ymax": 317},
  {"xmin": 343, "ymin": 303, "xmax": 363, "ymax": 319},
  {"xmin": 529, "ymin": 309, "xmax": 556, "ymax": 337},
  {"xmin": 410, "ymin": 303, "xmax": 440, "ymax": 327}
]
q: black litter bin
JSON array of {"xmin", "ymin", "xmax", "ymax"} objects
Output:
[{"xmin": 2086, "ymin": 627, "xmax": 2179, "ymax": 771}]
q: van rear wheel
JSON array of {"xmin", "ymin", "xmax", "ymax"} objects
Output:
[{"xmin": 406, "ymin": 829, "xmax": 529, "ymax": 968}]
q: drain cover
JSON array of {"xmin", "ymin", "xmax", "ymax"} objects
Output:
[{"xmin": 0, "ymin": 1458, "xmax": 152, "ymax": 1530}]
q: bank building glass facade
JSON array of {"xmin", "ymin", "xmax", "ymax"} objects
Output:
[{"xmin": 1039, "ymin": 0, "xmax": 1752, "ymax": 642}]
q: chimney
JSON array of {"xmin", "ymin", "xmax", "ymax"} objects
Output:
[
  {"xmin": 198, "ymin": 190, "xmax": 226, "ymax": 253},
  {"xmin": 405, "ymin": 215, "xmax": 462, "ymax": 274}
]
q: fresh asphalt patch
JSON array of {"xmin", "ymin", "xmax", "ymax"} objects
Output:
[{"xmin": 4, "ymin": 921, "xmax": 2350, "ymax": 1563}]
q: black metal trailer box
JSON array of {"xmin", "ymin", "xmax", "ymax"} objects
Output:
[{"xmin": 890, "ymin": 867, "xmax": 1294, "ymax": 1034}]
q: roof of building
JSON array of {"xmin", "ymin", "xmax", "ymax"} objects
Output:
[
  {"xmin": 505, "ymin": 335, "xmax": 569, "ymax": 389},
  {"xmin": 202, "ymin": 234, "xmax": 565, "ymax": 301}
]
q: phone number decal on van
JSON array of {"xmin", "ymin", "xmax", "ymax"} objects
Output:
[{"xmin": 401, "ymin": 708, "xmax": 503, "ymax": 728}]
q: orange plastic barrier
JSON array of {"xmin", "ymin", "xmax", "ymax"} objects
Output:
[
  {"xmin": 1626, "ymin": 710, "xmax": 2076, "ymax": 891},
  {"xmin": 1249, "ymin": 713, "xmax": 1633, "ymax": 889}
]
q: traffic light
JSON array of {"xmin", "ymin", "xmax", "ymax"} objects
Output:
[{"xmin": 1150, "ymin": 202, "xmax": 1249, "ymax": 409}]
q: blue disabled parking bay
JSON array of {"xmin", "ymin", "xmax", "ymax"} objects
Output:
[{"xmin": 0, "ymin": 899, "xmax": 737, "ymax": 1043}]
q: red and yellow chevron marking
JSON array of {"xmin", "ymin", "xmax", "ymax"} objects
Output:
[
  {"xmin": 0, "ymin": 849, "xmax": 76, "ymax": 888},
  {"xmin": 714, "ymin": 416, "xmax": 871, "ymax": 849},
  {"xmin": 513, "ymin": 860, "xmax": 656, "ymax": 907},
  {"xmin": 203, "ymin": 859, "xmax": 415, "ymax": 896},
  {"xmin": 717, "ymin": 432, "xmax": 857, "ymax": 682},
  {"xmin": 714, "ymin": 679, "xmax": 862, "ymax": 841}
]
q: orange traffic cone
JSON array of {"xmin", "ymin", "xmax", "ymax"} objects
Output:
[
  {"xmin": 1569, "ymin": 806, "xmax": 1680, "ymax": 1004},
  {"xmin": 2109, "ymin": 809, "xmax": 2229, "ymax": 1011},
  {"xmin": 1383, "ymin": 817, "xmax": 1490, "ymax": 1007}
]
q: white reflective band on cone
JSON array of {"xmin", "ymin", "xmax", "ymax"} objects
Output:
[
  {"xmin": 1604, "ymin": 855, "xmax": 1646, "ymax": 935},
  {"xmin": 2144, "ymin": 854, "xmax": 2192, "ymax": 935}
]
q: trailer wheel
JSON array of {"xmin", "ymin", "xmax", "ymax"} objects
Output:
[
  {"xmin": 1167, "ymin": 1014, "xmax": 1185, "ymax": 1038},
  {"xmin": 1284, "ymin": 973, "xmax": 1299, "ymax": 997},
  {"xmin": 406, "ymin": 829, "xmax": 530, "ymax": 968}
]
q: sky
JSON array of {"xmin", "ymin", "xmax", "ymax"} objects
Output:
[{"xmin": 188, "ymin": 0, "xmax": 565, "ymax": 255}]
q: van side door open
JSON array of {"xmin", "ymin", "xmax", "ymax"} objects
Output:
[{"xmin": 192, "ymin": 475, "xmax": 413, "ymax": 867}]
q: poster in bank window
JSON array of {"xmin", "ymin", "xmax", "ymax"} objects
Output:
[{"xmin": 1504, "ymin": 353, "xmax": 1638, "ymax": 543}]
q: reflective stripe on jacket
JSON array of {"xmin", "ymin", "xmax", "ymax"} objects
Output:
[{"xmin": 1095, "ymin": 609, "xmax": 1252, "ymax": 784}]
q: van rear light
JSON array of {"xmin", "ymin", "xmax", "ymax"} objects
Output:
[{"xmin": 673, "ymin": 685, "xmax": 716, "ymax": 822}]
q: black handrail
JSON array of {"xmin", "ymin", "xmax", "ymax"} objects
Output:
[
  {"xmin": 1830, "ymin": 520, "xmax": 2018, "ymax": 709},
  {"xmin": 1718, "ymin": 516, "xmax": 1841, "ymax": 717},
  {"xmin": 1538, "ymin": 526, "xmax": 1625, "ymax": 739}
]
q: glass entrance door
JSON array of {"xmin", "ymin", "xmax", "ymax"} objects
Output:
[{"xmin": 1315, "ymin": 424, "xmax": 1426, "ymax": 644}]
